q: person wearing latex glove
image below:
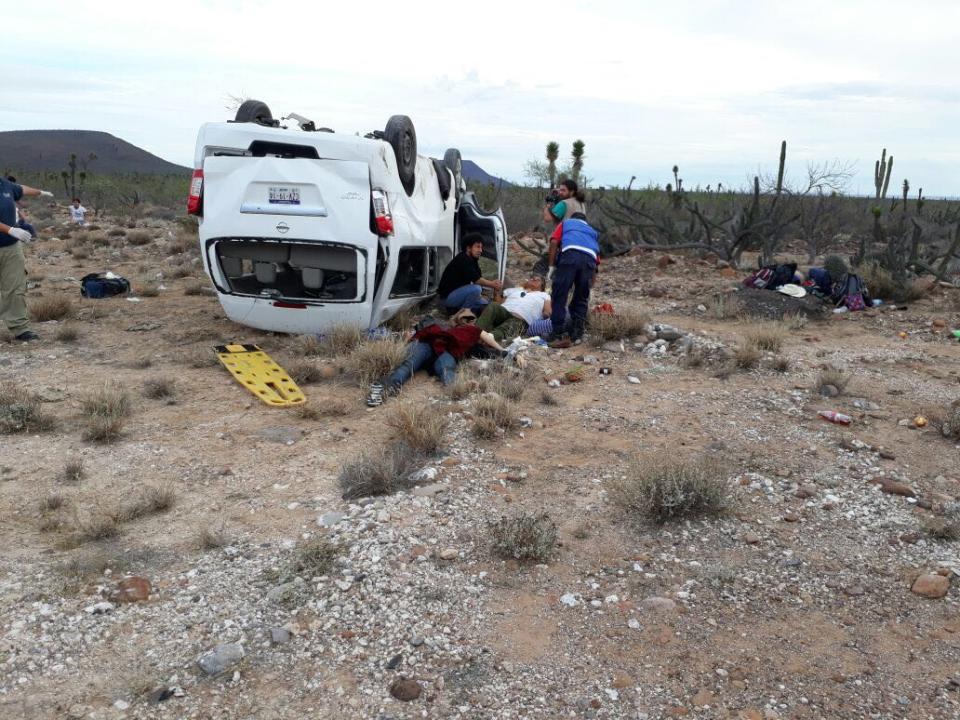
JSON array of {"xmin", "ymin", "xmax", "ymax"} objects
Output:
[{"xmin": 1, "ymin": 176, "xmax": 50, "ymax": 341}]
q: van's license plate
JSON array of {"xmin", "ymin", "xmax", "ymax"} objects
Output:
[{"xmin": 268, "ymin": 187, "xmax": 301, "ymax": 205}]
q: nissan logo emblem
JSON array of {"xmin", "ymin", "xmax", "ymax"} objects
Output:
[{"xmin": 276, "ymin": 222, "xmax": 290, "ymax": 234}]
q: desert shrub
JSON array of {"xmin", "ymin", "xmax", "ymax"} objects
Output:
[
  {"xmin": 588, "ymin": 307, "xmax": 650, "ymax": 346},
  {"xmin": 30, "ymin": 296, "xmax": 73, "ymax": 322},
  {"xmin": 168, "ymin": 264, "xmax": 193, "ymax": 279},
  {"xmin": 107, "ymin": 227, "xmax": 127, "ymax": 238},
  {"xmin": 387, "ymin": 403, "xmax": 447, "ymax": 454},
  {"xmin": 743, "ymin": 322, "xmax": 786, "ymax": 353},
  {"xmin": 704, "ymin": 293, "xmax": 742, "ymax": 321},
  {"xmin": 611, "ymin": 455, "xmax": 731, "ymax": 523},
  {"xmin": 80, "ymin": 384, "xmax": 131, "ymax": 442},
  {"xmin": 491, "ymin": 371, "xmax": 528, "ymax": 402},
  {"xmin": 181, "ymin": 347, "xmax": 218, "ymax": 368},
  {"xmin": 472, "ymin": 415, "xmax": 499, "ymax": 439},
  {"xmin": 183, "ymin": 280, "xmax": 207, "ymax": 296},
  {"xmin": 60, "ymin": 548, "xmax": 126, "ymax": 582},
  {"xmin": 62, "ymin": 459, "xmax": 85, "ymax": 484},
  {"xmin": 540, "ymin": 389, "xmax": 559, "ymax": 406},
  {"xmin": 734, "ymin": 346, "xmax": 761, "ymax": 369},
  {"xmin": 55, "ymin": 324, "xmax": 79, "ymax": 342},
  {"xmin": 0, "ymin": 385, "xmax": 56, "ymax": 434},
  {"xmin": 346, "ymin": 336, "xmax": 409, "ymax": 386},
  {"xmin": 318, "ymin": 325, "xmax": 365, "ymax": 356},
  {"xmin": 288, "ymin": 361, "xmax": 322, "ymax": 385},
  {"xmin": 40, "ymin": 493, "xmax": 67, "ymax": 512},
  {"xmin": 771, "ymin": 356, "xmax": 791, "ymax": 373},
  {"xmin": 712, "ymin": 361, "xmax": 736, "ymax": 380},
  {"xmin": 472, "ymin": 393, "xmax": 518, "ymax": 434},
  {"xmin": 783, "ymin": 311, "xmax": 808, "ymax": 331},
  {"xmin": 70, "ymin": 247, "xmax": 89, "ymax": 260},
  {"xmin": 114, "ymin": 485, "xmax": 175, "ymax": 523},
  {"xmin": 922, "ymin": 516, "xmax": 960, "ymax": 541},
  {"xmin": 816, "ymin": 366, "xmax": 851, "ymax": 395},
  {"xmin": 142, "ymin": 377, "xmax": 176, "ymax": 400},
  {"xmin": 66, "ymin": 514, "xmax": 122, "ymax": 545},
  {"xmin": 859, "ymin": 262, "xmax": 931, "ymax": 302},
  {"xmin": 285, "ymin": 537, "xmax": 339, "ymax": 579},
  {"xmin": 823, "ymin": 254, "xmax": 848, "ymax": 279},
  {"xmin": 196, "ymin": 524, "xmax": 230, "ymax": 550},
  {"xmin": 489, "ymin": 512, "xmax": 558, "ymax": 562},
  {"xmin": 927, "ymin": 399, "xmax": 960, "ymax": 440},
  {"xmin": 126, "ymin": 230, "xmax": 153, "ymax": 246},
  {"xmin": 138, "ymin": 282, "xmax": 160, "ymax": 297},
  {"xmin": 294, "ymin": 399, "xmax": 348, "ymax": 420},
  {"xmin": 338, "ymin": 440, "xmax": 421, "ymax": 499}
]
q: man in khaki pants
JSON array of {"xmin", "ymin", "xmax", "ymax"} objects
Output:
[{"xmin": 1, "ymin": 176, "xmax": 53, "ymax": 341}]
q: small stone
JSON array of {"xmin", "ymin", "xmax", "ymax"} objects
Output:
[
  {"xmin": 602, "ymin": 341, "xmax": 625, "ymax": 353},
  {"xmin": 843, "ymin": 584, "xmax": 866, "ymax": 597},
  {"xmin": 110, "ymin": 576, "xmax": 151, "ymax": 603},
  {"xmin": 692, "ymin": 688, "xmax": 715, "ymax": 707},
  {"xmin": 409, "ymin": 636, "xmax": 424, "ymax": 647},
  {"xmin": 628, "ymin": 618, "xmax": 641, "ymax": 629},
  {"xmin": 743, "ymin": 532, "xmax": 761, "ymax": 544},
  {"xmin": 113, "ymin": 700, "xmax": 130, "ymax": 711},
  {"xmin": 85, "ymin": 601, "xmax": 115, "ymax": 615},
  {"xmin": 335, "ymin": 579, "xmax": 352, "ymax": 591},
  {"xmin": 67, "ymin": 705, "xmax": 89, "ymax": 719},
  {"xmin": 875, "ymin": 479, "xmax": 916, "ymax": 498},
  {"xmin": 627, "ymin": 376, "xmax": 641, "ymax": 385},
  {"xmin": 519, "ymin": 416, "xmax": 534, "ymax": 428},
  {"xmin": 641, "ymin": 596, "xmax": 676, "ymax": 613},
  {"xmin": 560, "ymin": 593, "xmax": 578, "ymax": 607},
  {"xmin": 604, "ymin": 688, "xmax": 620, "ymax": 701},
  {"xmin": 795, "ymin": 484, "xmax": 818, "ymax": 499},
  {"xmin": 819, "ymin": 384, "xmax": 839, "ymax": 397},
  {"xmin": 386, "ymin": 653, "xmax": 403, "ymax": 670},
  {"xmin": 389, "ymin": 678, "xmax": 422, "ymax": 702},
  {"xmin": 197, "ymin": 642, "xmax": 245, "ymax": 676},
  {"xmin": 411, "ymin": 483, "xmax": 446, "ymax": 498},
  {"xmin": 611, "ymin": 672, "xmax": 633, "ymax": 689},
  {"xmin": 270, "ymin": 627, "xmax": 292, "ymax": 645},
  {"xmin": 912, "ymin": 573, "xmax": 950, "ymax": 599},
  {"xmin": 438, "ymin": 548, "xmax": 458, "ymax": 561},
  {"xmin": 782, "ymin": 511, "xmax": 800, "ymax": 523},
  {"xmin": 318, "ymin": 511, "xmax": 345, "ymax": 528}
]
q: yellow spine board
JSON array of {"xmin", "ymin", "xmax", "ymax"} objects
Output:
[{"xmin": 215, "ymin": 344, "xmax": 306, "ymax": 407}]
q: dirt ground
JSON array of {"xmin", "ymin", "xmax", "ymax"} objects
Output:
[{"xmin": 1, "ymin": 216, "xmax": 960, "ymax": 720}]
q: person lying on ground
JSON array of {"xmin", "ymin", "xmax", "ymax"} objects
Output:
[
  {"xmin": 436, "ymin": 233, "xmax": 502, "ymax": 315},
  {"xmin": 366, "ymin": 309, "xmax": 503, "ymax": 406},
  {"xmin": 476, "ymin": 274, "xmax": 552, "ymax": 343},
  {"xmin": 546, "ymin": 212, "xmax": 600, "ymax": 346}
]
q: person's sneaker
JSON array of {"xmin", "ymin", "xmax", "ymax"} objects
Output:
[
  {"xmin": 366, "ymin": 382, "xmax": 385, "ymax": 407},
  {"xmin": 14, "ymin": 330, "xmax": 39, "ymax": 342}
]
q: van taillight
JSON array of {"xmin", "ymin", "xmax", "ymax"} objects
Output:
[
  {"xmin": 187, "ymin": 169, "xmax": 204, "ymax": 215},
  {"xmin": 371, "ymin": 188, "xmax": 393, "ymax": 236}
]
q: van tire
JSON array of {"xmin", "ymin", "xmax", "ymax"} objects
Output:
[
  {"xmin": 235, "ymin": 100, "xmax": 275, "ymax": 126},
  {"xmin": 385, "ymin": 115, "xmax": 417, "ymax": 196},
  {"xmin": 433, "ymin": 159, "xmax": 452, "ymax": 201},
  {"xmin": 443, "ymin": 148, "xmax": 463, "ymax": 195}
]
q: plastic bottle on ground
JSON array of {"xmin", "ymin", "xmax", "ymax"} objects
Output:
[{"xmin": 818, "ymin": 410, "xmax": 852, "ymax": 425}]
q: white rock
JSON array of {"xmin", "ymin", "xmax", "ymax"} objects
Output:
[
  {"xmin": 628, "ymin": 618, "xmax": 641, "ymax": 629},
  {"xmin": 627, "ymin": 376, "xmax": 641, "ymax": 385},
  {"xmin": 560, "ymin": 593, "xmax": 578, "ymax": 607}
]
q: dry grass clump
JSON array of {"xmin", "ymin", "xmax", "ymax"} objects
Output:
[
  {"xmin": 128, "ymin": 356, "xmax": 153, "ymax": 369},
  {"xmin": 491, "ymin": 371, "xmax": 528, "ymax": 402},
  {"xmin": 126, "ymin": 230, "xmax": 153, "ymax": 246},
  {"xmin": 540, "ymin": 389, "xmax": 559, "ymax": 406},
  {"xmin": 80, "ymin": 384, "xmax": 131, "ymax": 443},
  {"xmin": 68, "ymin": 514, "xmax": 122, "ymax": 546},
  {"xmin": 387, "ymin": 403, "xmax": 448, "ymax": 455},
  {"xmin": 0, "ymin": 385, "xmax": 57, "ymax": 434},
  {"xmin": 138, "ymin": 282, "xmax": 160, "ymax": 297},
  {"xmin": 816, "ymin": 366, "xmax": 851, "ymax": 395},
  {"xmin": 114, "ymin": 485, "xmax": 175, "ymax": 523},
  {"xmin": 588, "ymin": 307, "xmax": 651, "ymax": 346},
  {"xmin": 611, "ymin": 455, "xmax": 731, "ymax": 523},
  {"xmin": 704, "ymin": 292, "xmax": 742, "ymax": 321},
  {"xmin": 55, "ymin": 324, "xmax": 79, "ymax": 343},
  {"xmin": 70, "ymin": 247, "xmax": 89, "ymax": 260},
  {"xmin": 288, "ymin": 361, "xmax": 322, "ymax": 385},
  {"xmin": 346, "ymin": 336, "xmax": 409, "ymax": 386},
  {"xmin": 286, "ymin": 537, "xmax": 339, "ymax": 579},
  {"xmin": 196, "ymin": 524, "xmax": 230, "ymax": 550},
  {"xmin": 471, "ymin": 393, "xmax": 518, "ymax": 437},
  {"xmin": 926, "ymin": 399, "xmax": 960, "ymax": 440},
  {"xmin": 181, "ymin": 347, "xmax": 218, "ymax": 369},
  {"xmin": 489, "ymin": 512, "xmax": 558, "ymax": 562},
  {"xmin": 859, "ymin": 262, "xmax": 932, "ymax": 302},
  {"xmin": 294, "ymin": 399, "xmax": 349, "ymax": 420},
  {"xmin": 771, "ymin": 356, "xmax": 791, "ymax": 373},
  {"xmin": 62, "ymin": 459, "xmax": 85, "ymax": 484},
  {"xmin": 143, "ymin": 377, "xmax": 176, "ymax": 401},
  {"xmin": 107, "ymin": 227, "xmax": 127, "ymax": 238},
  {"xmin": 742, "ymin": 322, "xmax": 786, "ymax": 353},
  {"xmin": 319, "ymin": 325, "xmax": 366, "ymax": 356},
  {"xmin": 30, "ymin": 296, "xmax": 73, "ymax": 322},
  {"xmin": 60, "ymin": 548, "xmax": 126, "ymax": 583},
  {"xmin": 40, "ymin": 493, "xmax": 67, "ymax": 512},
  {"xmin": 338, "ymin": 440, "xmax": 421, "ymax": 499},
  {"xmin": 922, "ymin": 516, "xmax": 960, "ymax": 541},
  {"xmin": 182, "ymin": 280, "xmax": 208, "ymax": 296},
  {"xmin": 734, "ymin": 346, "xmax": 761, "ymax": 369}
]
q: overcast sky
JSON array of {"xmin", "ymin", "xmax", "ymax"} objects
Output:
[{"xmin": 6, "ymin": 0, "xmax": 959, "ymax": 195}]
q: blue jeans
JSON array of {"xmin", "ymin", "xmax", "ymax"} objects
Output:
[
  {"xmin": 17, "ymin": 221, "xmax": 36, "ymax": 238},
  {"xmin": 443, "ymin": 284, "xmax": 488, "ymax": 315},
  {"xmin": 550, "ymin": 250, "xmax": 595, "ymax": 338},
  {"xmin": 384, "ymin": 341, "xmax": 458, "ymax": 389}
]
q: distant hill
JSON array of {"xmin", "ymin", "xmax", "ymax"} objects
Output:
[
  {"xmin": 0, "ymin": 130, "xmax": 189, "ymax": 175},
  {"xmin": 463, "ymin": 160, "xmax": 512, "ymax": 187}
]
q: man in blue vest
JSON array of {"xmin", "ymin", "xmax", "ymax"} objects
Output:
[{"xmin": 545, "ymin": 212, "xmax": 599, "ymax": 347}]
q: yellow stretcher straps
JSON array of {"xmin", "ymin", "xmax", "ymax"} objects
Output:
[{"xmin": 215, "ymin": 343, "xmax": 306, "ymax": 407}]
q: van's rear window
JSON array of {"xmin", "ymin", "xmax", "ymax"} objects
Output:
[{"xmin": 247, "ymin": 141, "xmax": 319, "ymax": 159}]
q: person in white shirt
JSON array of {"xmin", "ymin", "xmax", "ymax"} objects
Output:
[
  {"xmin": 476, "ymin": 275, "xmax": 552, "ymax": 343},
  {"xmin": 69, "ymin": 198, "xmax": 87, "ymax": 225}
]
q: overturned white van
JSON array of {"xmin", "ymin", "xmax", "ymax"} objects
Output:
[{"xmin": 188, "ymin": 100, "xmax": 507, "ymax": 334}]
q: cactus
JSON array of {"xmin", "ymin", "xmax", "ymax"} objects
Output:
[
  {"xmin": 571, "ymin": 140, "xmax": 585, "ymax": 183},
  {"xmin": 775, "ymin": 140, "xmax": 786, "ymax": 195},
  {"xmin": 874, "ymin": 148, "xmax": 892, "ymax": 201},
  {"xmin": 545, "ymin": 142, "xmax": 559, "ymax": 189}
]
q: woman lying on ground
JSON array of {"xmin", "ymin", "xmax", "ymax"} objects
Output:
[{"xmin": 366, "ymin": 309, "xmax": 503, "ymax": 406}]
